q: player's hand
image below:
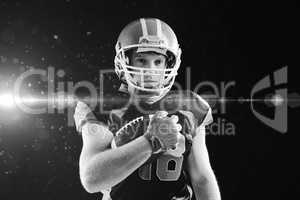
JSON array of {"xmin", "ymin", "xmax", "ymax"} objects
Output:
[
  {"xmin": 144, "ymin": 111, "xmax": 182, "ymax": 153},
  {"xmin": 73, "ymin": 101, "xmax": 96, "ymax": 132}
]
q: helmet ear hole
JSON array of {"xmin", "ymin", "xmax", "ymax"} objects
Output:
[
  {"xmin": 124, "ymin": 48, "xmax": 136, "ymax": 65},
  {"xmin": 166, "ymin": 51, "xmax": 176, "ymax": 68},
  {"xmin": 125, "ymin": 56, "xmax": 129, "ymax": 65}
]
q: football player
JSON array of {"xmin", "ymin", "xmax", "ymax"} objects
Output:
[{"xmin": 74, "ymin": 18, "xmax": 221, "ymax": 200}]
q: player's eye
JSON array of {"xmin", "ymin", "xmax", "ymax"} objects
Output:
[
  {"xmin": 135, "ymin": 58, "xmax": 147, "ymax": 65},
  {"xmin": 155, "ymin": 59, "xmax": 161, "ymax": 65},
  {"xmin": 155, "ymin": 59, "xmax": 165, "ymax": 67}
]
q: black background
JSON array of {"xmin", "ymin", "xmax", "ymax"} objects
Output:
[{"xmin": 0, "ymin": 0, "xmax": 296, "ymax": 200}]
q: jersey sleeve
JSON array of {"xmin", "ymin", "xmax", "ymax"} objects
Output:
[
  {"xmin": 73, "ymin": 101, "xmax": 110, "ymax": 134},
  {"xmin": 187, "ymin": 92, "xmax": 213, "ymax": 139},
  {"xmin": 182, "ymin": 91, "xmax": 213, "ymax": 129},
  {"xmin": 195, "ymin": 94, "xmax": 213, "ymax": 127},
  {"xmin": 84, "ymin": 104, "xmax": 111, "ymax": 129}
]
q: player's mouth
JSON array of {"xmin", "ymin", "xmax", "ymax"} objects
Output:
[
  {"xmin": 139, "ymin": 81, "xmax": 161, "ymax": 89},
  {"xmin": 136, "ymin": 87, "xmax": 161, "ymax": 97}
]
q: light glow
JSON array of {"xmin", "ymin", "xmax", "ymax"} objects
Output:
[{"xmin": 0, "ymin": 93, "xmax": 15, "ymax": 108}]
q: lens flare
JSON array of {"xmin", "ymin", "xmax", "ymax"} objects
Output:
[{"xmin": 0, "ymin": 93, "xmax": 15, "ymax": 108}]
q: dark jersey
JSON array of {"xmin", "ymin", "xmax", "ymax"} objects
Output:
[{"xmin": 94, "ymin": 90, "xmax": 213, "ymax": 200}]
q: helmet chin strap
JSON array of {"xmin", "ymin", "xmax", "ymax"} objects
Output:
[{"xmin": 126, "ymin": 84, "xmax": 170, "ymax": 104}]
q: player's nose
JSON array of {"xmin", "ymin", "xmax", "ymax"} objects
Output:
[{"xmin": 144, "ymin": 61, "xmax": 158, "ymax": 74}]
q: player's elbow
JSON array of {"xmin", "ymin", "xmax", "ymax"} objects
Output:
[
  {"xmin": 80, "ymin": 173, "xmax": 99, "ymax": 193},
  {"xmin": 81, "ymin": 174, "xmax": 111, "ymax": 193},
  {"xmin": 80, "ymin": 168, "xmax": 111, "ymax": 193},
  {"xmin": 191, "ymin": 168, "xmax": 215, "ymax": 187},
  {"xmin": 191, "ymin": 170, "xmax": 221, "ymax": 200},
  {"xmin": 194, "ymin": 173, "xmax": 210, "ymax": 187},
  {"xmin": 79, "ymin": 163, "xmax": 100, "ymax": 193},
  {"xmin": 81, "ymin": 180, "xmax": 96, "ymax": 193}
]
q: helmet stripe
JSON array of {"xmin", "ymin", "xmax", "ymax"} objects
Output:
[
  {"xmin": 140, "ymin": 18, "xmax": 148, "ymax": 36},
  {"xmin": 156, "ymin": 19, "xmax": 162, "ymax": 37}
]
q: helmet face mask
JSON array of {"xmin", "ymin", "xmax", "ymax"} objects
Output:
[{"xmin": 114, "ymin": 18, "xmax": 182, "ymax": 103}]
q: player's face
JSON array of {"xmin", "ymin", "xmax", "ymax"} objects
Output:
[{"xmin": 130, "ymin": 51, "xmax": 167, "ymax": 90}]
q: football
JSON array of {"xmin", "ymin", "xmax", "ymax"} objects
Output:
[{"xmin": 111, "ymin": 115, "xmax": 150, "ymax": 148}]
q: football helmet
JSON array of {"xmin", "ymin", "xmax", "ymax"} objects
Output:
[{"xmin": 114, "ymin": 18, "xmax": 182, "ymax": 98}]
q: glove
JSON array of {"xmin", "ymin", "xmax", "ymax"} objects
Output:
[
  {"xmin": 73, "ymin": 101, "xmax": 97, "ymax": 132},
  {"xmin": 144, "ymin": 111, "xmax": 182, "ymax": 154}
]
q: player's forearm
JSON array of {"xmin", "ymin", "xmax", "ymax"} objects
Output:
[
  {"xmin": 192, "ymin": 172, "xmax": 221, "ymax": 200},
  {"xmin": 81, "ymin": 135, "xmax": 152, "ymax": 193}
]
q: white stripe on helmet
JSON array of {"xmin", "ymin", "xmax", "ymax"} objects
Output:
[
  {"xmin": 140, "ymin": 18, "xmax": 148, "ymax": 36},
  {"xmin": 156, "ymin": 19, "xmax": 162, "ymax": 37}
]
